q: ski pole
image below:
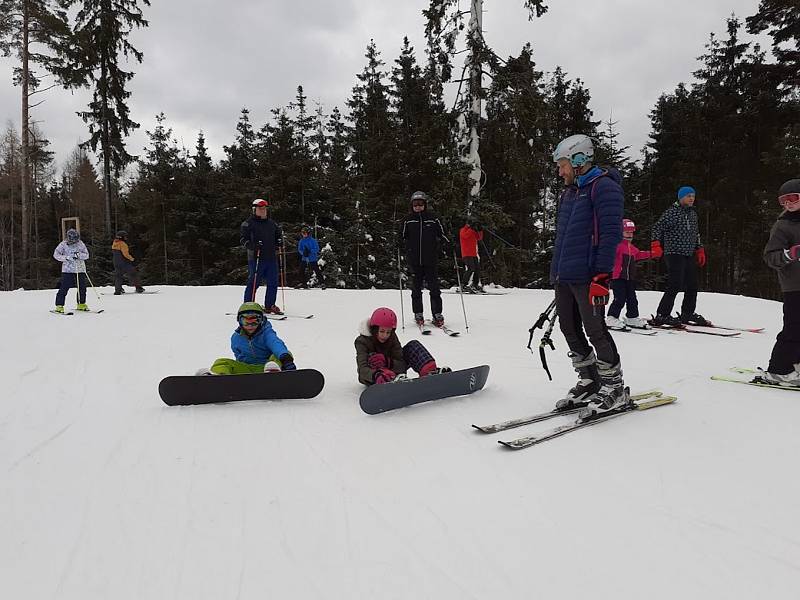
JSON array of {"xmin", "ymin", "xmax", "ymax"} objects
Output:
[
  {"xmin": 79, "ymin": 260, "xmax": 103, "ymax": 306},
  {"xmin": 397, "ymin": 247, "xmax": 405, "ymax": 332},
  {"xmin": 527, "ymin": 298, "xmax": 557, "ymax": 380},
  {"xmin": 250, "ymin": 245, "xmax": 261, "ymax": 303},
  {"xmin": 452, "ymin": 248, "xmax": 469, "ymax": 333},
  {"xmin": 280, "ymin": 244, "xmax": 287, "ymax": 310}
]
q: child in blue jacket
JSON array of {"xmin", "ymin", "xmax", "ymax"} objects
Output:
[
  {"xmin": 198, "ymin": 302, "xmax": 296, "ymax": 375},
  {"xmin": 297, "ymin": 226, "xmax": 326, "ymax": 289}
]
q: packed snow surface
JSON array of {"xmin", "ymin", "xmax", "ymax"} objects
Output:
[{"xmin": 2, "ymin": 285, "xmax": 799, "ymax": 599}]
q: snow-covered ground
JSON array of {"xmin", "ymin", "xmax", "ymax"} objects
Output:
[{"xmin": 2, "ymin": 285, "xmax": 799, "ymax": 599}]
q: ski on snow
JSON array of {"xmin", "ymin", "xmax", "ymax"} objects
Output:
[
  {"xmin": 497, "ymin": 393, "xmax": 677, "ymax": 450},
  {"xmin": 50, "ymin": 309, "xmax": 104, "ymax": 316},
  {"xmin": 473, "ymin": 390, "xmax": 665, "ymax": 434},
  {"xmin": 609, "ymin": 326, "xmax": 658, "ymax": 336},
  {"xmin": 711, "ymin": 367, "xmax": 800, "ymax": 392},
  {"xmin": 649, "ymin": 324, "xmax": 740, "ymax": 337},
  {"xmin": 428, "ymin": 320, "xmax": 459, "ymax": 337}
]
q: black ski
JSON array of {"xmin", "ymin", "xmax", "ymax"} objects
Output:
[
  {"xmin": 50, "ymin": 310, "xmax": 74, "ymax": 316},
  {"xmin": 473, "ymin": 390, "xmax": 664, "ymax": 434},
  {"xmin": 498, "ymin": 394, "xmax": 677, "ymax": 450}
]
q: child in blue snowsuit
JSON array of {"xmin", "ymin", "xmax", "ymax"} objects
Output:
[{"xmin": 297, "ymin": 226, "xmax": 326, "ymax": 289}]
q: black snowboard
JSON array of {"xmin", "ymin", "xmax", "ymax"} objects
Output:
[
  {"xmin": 159, "ymin": 369, "xmax": 325, "ymax": 406},
  {"xmin": 359, "ymin": 365, "xmax": 490, "ymax": 415}
]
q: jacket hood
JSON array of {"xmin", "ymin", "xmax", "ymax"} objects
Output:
[
  {"xmin": 358, "ymin": 318, "xmax": 372, "ymax": 337},
  {"xmin": 577, "ymin": 166, "xmax": 622, "ymax": 187}
]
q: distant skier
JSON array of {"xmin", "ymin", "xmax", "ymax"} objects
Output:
[
  {"xmin": 649, "ymin": 186, "xmax": 709, "ymax": 327},
  {"xmin": 111, "ymin": 230, "xmax": 145, "ymax": 294},
  {"xmin": 550, "ymin": 134, "xmax": 626, "ymax": 418},
  {"xmin": 297, "ymin": 226, "xmax": 326, "ymax": 289},
  {"xmin": 400, "ymin": 191, "xmax": 448, "ymax": 328},
  {"xmin": 197, "ymin": 302, "xmax": 296, "ymax": 375},
  {"xmin": 758, "ymin": 179, "xmax": 800, "ymax": 387},
  {"xmin": 241, "ymin": 198, "xmax": 284, "ymax": 314},
  {"xmin": 355, "ymin": 307, "xmax": 450, "ymax": 385},
  {"xmin": 459, "ymin": 217, "xmax": 484, "ymax": 292},
  {"xmin": 53, "ymin": 228, "xmax": 90, "ymax": 313},
  {"xmin": 605, "ymin": 218, "xmax": 662, "ymax": 330}
]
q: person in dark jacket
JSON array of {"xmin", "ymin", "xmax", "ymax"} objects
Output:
[
  {"xmin": 650, "ymin": 186, "xmax": 708, "ymax": 327},
  {"xmin": 758, "ymin": 179, "xmax": 800, "ymax": 387},
  {"xmin": 459, "ymin": 218, "xmax": 484, "ymax": 292},
  {"xmin": 400, "ymin": 191, "xmax": 448, "ymax": 327},
  {"xmin": 297, "ymin": 226, "xmax": 326, "ymax": 289},
  {"xmin": 549, "ymin": 134, "xmax": 626, "ymax": 418},
  {"xmin": 354, "ymin": 307, "xmax": 449, "ymax": 385},
  {"xmin": 241, "ymin": 198, "xmax": 284, "ymax": 314},
  {"xmin": 111, "ymin": 231, "xmax": 145, "ymax": 294}
]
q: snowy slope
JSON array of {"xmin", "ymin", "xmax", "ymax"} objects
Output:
[{"xmin": 2, "ymin": 285, "xmax": 799, "ymax": 599}]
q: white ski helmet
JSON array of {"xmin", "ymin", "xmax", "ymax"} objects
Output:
[{"xmin": 552, "ymin": 134, "xmax": 594, "ymax": 168}]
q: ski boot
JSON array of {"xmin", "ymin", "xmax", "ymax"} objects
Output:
[
  {"xmin": 650, "ymin": 313, "xmax": 682, "ymax": 328},
  {"xmin": 76, "ymin": 303, "xmax": 90, "ymax": 312},
  {"xmin": 605, "ymin": 315, "xmax": 626, "ymax": 330},
  {"xmin": 114, "ymin": 289, "xmax": 125, "ymax": 295},
  {"xmin": 754, "ymin": 368, "xmax": 800, "ymax": 387},
  {"xmin": 414, "ymin": 313, "xmax": 425, "ymax": 327},
  {"xmin": 54, "ymin": 305, "xmax": 65, "ymax": 314},
  {"xmin": 555, "ymin": 351, "xmax": 601, "ymax": 410},
  {"xmin": 578, "ymin": 360, "xmax": 631, "ymax": 420},
  {"xmin": 680, "ymin": 312, "xmax": 711, "ymax": 326},
  {"xmin": 432, "ymin": 313, "xmax": 445, "ymax": 328},
  {"xmin": 135, "ymin": 287, "xmax": 146, "ymax": 293},
  {"xmin": 624, "ymin": 316, "xmax": 650, "ymax": 329},
  {"xmin": 266, "ymin": 305, "xmax": 284, "ymax": 315}
]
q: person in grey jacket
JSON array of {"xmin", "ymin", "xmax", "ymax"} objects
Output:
[
  {"xmin": 53, "ymin": 228, "xmax": 90, "ymax": 313},
  {"xmin": 650, "ymin": 186, "xmax": 709, "ymax": 327},
  {"xmin": 758, "ymin": 179, "xmax": 800, "ymax": 386}
]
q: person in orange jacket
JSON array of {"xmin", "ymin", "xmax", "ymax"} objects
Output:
[
  {"xmin": 111, "ymin": 231, "xmax": 145, "ymax": 294},
  {"xmin": 459, "ymin": 217, "xmax": 484, "ymax": 292}
]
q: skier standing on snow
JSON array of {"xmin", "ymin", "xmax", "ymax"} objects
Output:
[
  {"xmin": 53, "ymin": 228, "xmax": 91, "ymax": 313},
  {"xmin": 355, "ymin": 307, "xmax": 450, "ymax": 385},
  {"xmin": 649, "ymin": 186, "xmax": 709, "ymax": 327},
  {"xmin": 297, "ymin": 225, "xmax": 326, "ymax": 289},
  {"xmin": 459, "ymin": 217, "xmax": 484, "ymax": 292},
  {"xmin": 758, "ymin": 179, "xmax": 800, "ymax": 387},
  {"xmin": 605, "ymin": 218, "xmax": 662, "ymax": 330},
  {"xmin": 241, "ymin": 198, "xmax": 284, "ymax": 314},
  {"xmin": 198, "ymin": 302, "xmax": 296, "ymax": 375},
  {"xmin": 550, "ymin": 134, "xmax": 626, "ymax": 417},
  {"xmin": 111, "ymin": 230, "xmax": 145, "ymax": 294},
  {"xmin": 400, "ymin": 190, "xmax": 448, "ymax": 328}
]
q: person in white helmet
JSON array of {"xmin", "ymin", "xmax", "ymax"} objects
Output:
[
  {"xmin": 240, "ymin": 198, "xmax": 284, "ymax": 314},
  {"xmin": 549, "ymin": 134, "xmax": 627, "ymax": 419}
]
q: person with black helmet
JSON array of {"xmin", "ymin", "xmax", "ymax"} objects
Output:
[
  {"xmin": 241, "ymin": 198, "xmax": 284, "ymax": 314},
  {"xmin": 400, "ymin": 190, "xmax": 448, "ymax": 328},
  {"xmin": 297, "ymin": 225, "xmax": 326, "ymax": 289},
  {"xmin": 757, "ymin": 179, "xmax": 800, "ymax": 387},
  {"xmin": 459, "ymin": 217, "xmax": 484, "ymax": 292},
  {"xmin": 111, "ymin": 230, "xmax": 145, "ymax": 294}
]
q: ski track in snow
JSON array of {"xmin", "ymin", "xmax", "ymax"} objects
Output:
[{"xmin": 2, "ymin": 285, "xmax": 800, "ymax": 599}]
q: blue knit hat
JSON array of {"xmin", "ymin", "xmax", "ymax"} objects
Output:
[{"xmin": 677, "ymin": 186, "xmax": 696, "ymax": 200}]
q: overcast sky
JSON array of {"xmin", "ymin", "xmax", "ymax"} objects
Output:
[{"xmin": 0, "ymin": 0, "xmax": 769, "ymax": 174}]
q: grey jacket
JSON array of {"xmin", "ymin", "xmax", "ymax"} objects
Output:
[{"xmin": 763, "ymin": 211, "xmax": 800, "ymax": 293}]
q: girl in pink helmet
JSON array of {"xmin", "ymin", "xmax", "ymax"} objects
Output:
[
  {"xmin": 355, "ymin": 307, "xmax": 450, "ymax": 385},
  {"xmin": 606, "ymin": 218, "xmax": 662, "ymax": 330}
]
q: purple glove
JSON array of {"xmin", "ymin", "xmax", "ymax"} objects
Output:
[
  {"xmin": 373, "ymin": 368, "xmax": 396, "ymax": 385},
  {"xmin": 367, "ymin": 352, "xmax": 387, "ymax": 370}
]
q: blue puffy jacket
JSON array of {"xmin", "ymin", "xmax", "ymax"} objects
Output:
[
  {"xmin": 297, "ymin": 236, "xmax": 320, "ymax": 263},
  {"xmin": 230, "ymin": 321, "xmax": 290, "ymax": 364},
  {"xmin": 550, "ymin": 166, "xmax": 624, "ymax": 284}
]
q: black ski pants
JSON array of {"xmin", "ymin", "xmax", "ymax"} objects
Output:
[
  {"xmin": 299, "ymin": 260, "xmax": 325, "ymax": 287},
  {"xmin": 410, "ymin": 264, "xmax": 442, "ymax": 316},
  {"xmin": 656, "ymin": 254, "xmax": 697, "ymax": 317},
  {"xmin": 114, "ymin": 263, "xmax": 141, "ymax": 293},
  {"xmin": 608, "ymin": 279, "xmax": 640, "ymax": 319},
  {"xmin": 463, "ymin": 256, "xmax": 480, "ymax": 288},
  {"xmin": 556, "ymin": 282, "xmax": 619, "ymax": 365},
  {"xmin": 768, "ymin": 291, "xmax": 800, "ymax": 375},
  {"xmin": 55, "ymin": 272, "xmax": 87, "ymax": 305}
]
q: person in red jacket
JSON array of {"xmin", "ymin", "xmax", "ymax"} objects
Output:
[
  {"xmin": 459, "ymin": 218, "xmax": 484, "ymax": 292},
  {"xmin": 606, "ymin": 218, "xmax": 662, "ymax": 329}
]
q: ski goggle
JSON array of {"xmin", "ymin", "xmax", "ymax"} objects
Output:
[
  {"xmin": 238, "ymin": 312, "xmax": 264, "ymax": 327},
  {"xmin": 779, "ymin": 193, "xmax": 800, "ymax": 207}
]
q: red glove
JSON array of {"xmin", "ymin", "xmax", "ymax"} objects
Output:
[
  {"xmin": 367, "ymin": 352, "xmax": 387, "ymax": 370},
  {"xmin": 650, "ymin": 240, "xmax": 663, "ymax": 259},
  {"xmin": 373, "ymin": 368, "xmax": 396, "ymax": 385},
  {"xmin": 695, "ymin": 247, "xmax": 706, "ymax": 267},
  {"xmin": 787, "ymin": 245, "xmax": 800, "ymax": 261},
  {"xmin": 589, "ymin": 273, "xmax": 610, "ymax": 307}
]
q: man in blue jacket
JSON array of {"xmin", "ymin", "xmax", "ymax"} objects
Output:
[
  {"xmin": 297, "ymin": 226, "xmax": 326, "ymax": 289},
  {"xmin": 241, "ymin": 198, "xmax": 284, "ymax": 314},
  {"xmin": 550, "ymin": 134, "xmax": 626, "ymax": 418}
]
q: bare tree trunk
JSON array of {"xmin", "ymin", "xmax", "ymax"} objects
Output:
[
  {"xmin": 20, "ymin": 1, "xmax": 30, "ymax": 267},
  {"xmin": 467, "ymin": 0, "xmax": 483, "ymax": 206},
  {"xmin": 101, "ymin": 53, "xmax": 113, "ymax": 236}
]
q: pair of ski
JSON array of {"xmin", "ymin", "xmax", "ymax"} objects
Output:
[
  {"xmin": 712, "ymin": 367, "xmax": 800, "ymax": 392},
  {"xmin": 224, "ymin": 312, "xmax": 314, "ymax": 320},
  {"xmin": 50, "ymin": 309, "xmax": 105, "ymax": 315},
  {"xmin": 417, "ymin": 320, "xmax": 459, "ymax": 337},
  {"xmin": 474, "ymin": 390, "xmax": 677, "ymax": 450}
]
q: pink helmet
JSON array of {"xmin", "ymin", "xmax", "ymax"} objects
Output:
[
  {"xmin": 369, "ymin": 307, "xmax": 397, "ymax": 329},
  {"xmin": 622, "ymin": 218, "xmax": 636, "ymax": 233}
]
